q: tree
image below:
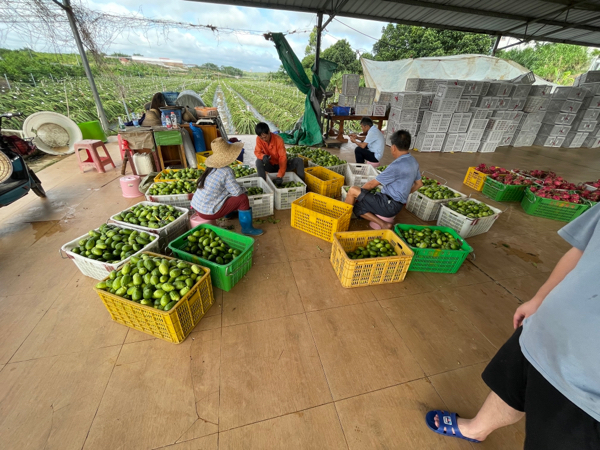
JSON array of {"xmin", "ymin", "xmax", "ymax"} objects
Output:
[
  {"xmin": 305, "ymin": 27, "xmax": 318, "ymax": 56},
  {"xmin": 200, "ymin": 63, "xmax": 219, "ymax": 72},
  {"xmin": 497, "ymin": 43, "xmax": 590, "ymax": 85},
  {"xmin": 301, "ymin": 54, "xmax": 315, "ymax": 69},
  {"xmin": 111, "ymin": 52, "xmax": 129, "ymax": 57},
  {"xmin": 321, "ymin": 39, "xmax": 361, "ymax": 73},
  {"xmin": 373, "ymin": 24, "xmax": 494, "ymax": 61}
]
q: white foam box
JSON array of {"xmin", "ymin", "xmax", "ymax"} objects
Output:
[
  {"xmin": 561, "ymin": 131, "xmax": 589, "ymax": 148},
  {"xmin": 435, "ymin": 84, "xmax": 464, "ymax": 99},
  {"xmin": 568, "ymin": 86, "xmax": 592, "ymax": 100},
  {"xmin": 356, "ymin": 95, "xmax": 374, "ymax": 105},
  {"xmin": 538, "ymin": 123, "xmax": 572, "ymax": 136},
  {"xmin": 443, "ymin": 133, "xmax": 467, "ymax": 152},
  {"xmin": 513, "ymin": 131, "xmax": 537, "ymax": 147},
  {"xmin": 448, "ymin": 113, "xmax": 472, "ymax": 133},
  {"xmin": 430, "ymin": 98, "xmax": 460, "ymax": 113},
  {"xmin": 390, "ymin": 92, "xmax": 422, "ymax": 109},
  {"xmin": 480, "ymin": 81, "xmax": 491, "ymax": 97},
  {"xmin": 542, "ymin": 112, "xmax": 577, "ymax": 125},
  {"xmin": 462, "ymin": 140, "xmax": 481, "ymax": 153},
  {"xmin": 421, "ymin": 111, "xmax": 453, "ymax": 133},
  {"xmin": 529, "ymin": 85, "xmax": 553, "ymax": 97}
]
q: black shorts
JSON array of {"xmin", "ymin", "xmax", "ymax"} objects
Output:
[
  {"xmin": 353, "ymin": 189, "xmax": 404, "ymax": 218},
  {"xmin": 483, "ymin": 327, "xmax": 600, "ymax": 450}
]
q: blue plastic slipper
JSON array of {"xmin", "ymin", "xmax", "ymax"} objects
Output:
[{"xmin": 425, "ymin": 410, "xmax": 481, "ymax": 443}]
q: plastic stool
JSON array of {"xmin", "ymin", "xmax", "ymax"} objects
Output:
[
  {"xmin": 366, "ymin": 161, "xmax": 381, "ymax": 168},
  {"xmin": 74, "ymin": 139, "xmax": 116, "ymax": 174},
  {"xmin": 369, "ymin": 214, "xmax": 395, "ymax": 230},
  {"xmin": 190, "ymin": 212, "xmax": 217, "ymax": 228}
]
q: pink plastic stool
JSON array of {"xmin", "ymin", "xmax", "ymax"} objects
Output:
[
  {"xmin": 74, "ymin": 139, "xmax": 116, "ymax": 174},
  {"xmin": 366, "ymin": 161, "xmax": 381, "ymax": 168},
  {"xmin": 120, "ymin": 175, "xmax": 142, "ymax": 198},
  {"xmin": 369, "ymin": 214, "xmax": 395, "ymax": 230},
  {"xmin": 190, "ymin": 212, "xmax": 217, "ymax": 228}
]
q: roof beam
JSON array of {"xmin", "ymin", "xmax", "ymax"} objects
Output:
[
  {"xmin": 533, "ymin": 0, "xmax": 600, "ymax": 13},
  {"xmin": 381, "ymin": 0, "xmax": 600, "ymax": 34}
]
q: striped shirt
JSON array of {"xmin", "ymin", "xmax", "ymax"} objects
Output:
[{"xmin": 191, "ymin": 167, "xmax": 245, "ymax": 215}]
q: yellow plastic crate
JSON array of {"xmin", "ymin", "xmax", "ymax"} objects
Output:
[
  {"xmin": 291, "ymin": 192, "xmax": 353, "ymax": 242},
  {"xmin": 154, "ymin": 168, "xmax": 203, "ymax": 183},
  {"xmin": 304, "ymin": 166, "xmax": 346, "ymax": 199},
  {"xmin": 195, "ymin": 151, "xmax": 213, "ymax": 165},
  {"xmin": 463, "ymin": 166, "xmax": 488, "ymax": 191},
  {"xmin": 330, "ymin": 230, "xmax": 414, "ymax": 288},
  {"xmin": 94, "ymin": 252, "xmax": 214, "ymax": 344}
]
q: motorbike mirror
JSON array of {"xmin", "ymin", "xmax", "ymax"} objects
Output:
[{"xmin": 0, "ymin": 112, "xmax": 22, "ymax": 118}]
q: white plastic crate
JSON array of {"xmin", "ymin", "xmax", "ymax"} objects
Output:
[
  {"xmin": 388, "ymin": 107, "xmax": 402, "ymax": 123},
  {"xmin": 237, "ymin": 177, "xmax": 274, "ymax": 218},
  {"xmin": 561, "ymin": 132, "xmax": 589, "ymax": 148},
  {"xmin": 581, "ymin": 83, "xmax": 600, "ymax": 95},
  {"xmin": 455, "ymin": 99, "xmax": 472, "ymax": 113},
  {"xmin": 585, "ymin": 135, "xmax": 600, "ymax": 148},
  {"xmin": 436, "ymin": 84, "xmax": 464, "ymax": 99},
  {"xmin": 535, "ymin": 135, "xmax": 566, "ymax": 147},
  {"xmin": 479, "ymin": 142, "xmax": 499, "ymax": 153},
  {"xmin": 266, "ymin": 172, "xmax": 306, "ymax": 210},
  {"xmin": 378, "ymin": 92, "xmax": 394, "ymax": 103},
  {"xmin": 588, "ymin": 96, "xmax": 600, "ymax": 109},
  {"xmin": 462, "ymin": 140, "xmax": 481, "ymax": 153},
  {"xmin": 521, "ymin": 111, "xmax": 546, "ymax": 125},
  {"xmin": 430, "ymin": 98, "xmax": 460, "ymax": 113},
  {"xmin": 513, "ymin": 72, "xmax": 536, "ymax": 85},
  {"xmin": 512, "ymin": 85, "xmax": 532, "ymax": 98},
  {"xmin": 60, "ymin": 224, "xmax": 160, "ymax": 280},
  {"xmin": 372, "ymin": 103, "xmax": 388, "ymax": 117},
  {"xmin": 467, "ymin": 81, "xmax": 485, "ymax": 96},
  {"xmin": 355, "ymin": 104, "xmax": 374, "ymax": 116},
  {"xmin": 390, "ymin": 93, "xmax": 422, "ymax": 109},
  {"xmin": 344, "ymin": 163, "xmax": 379, "ymax": 187},
  {"xmin": 543, "ymin": 112, "xmax": 577, "ymax": 125},
  {"xmin": 338, "ymin": 94, "xmax": 356, "ymax": 107},
  {"xmin": 342, "ymin": 74, "xmax": 360, "ymax": 96},
  {"xmin": 478, "ymin": 97, "xmax": 499, "ymax": 110},
  {"xmin": 539, "ymin": 123, "xmax": 572, "ymax": 136},
  {"xmin": 482, "ymin": 130, "xmax": 505, "ymax": 143},
  {"xmin": 414, "ymin": 133, "xmax": 445, "ymax": 152},
  {"xmin": 417, "ymin": 110, "xmax": 426, "ymax": 122},
  {"xmin": 567, "ymin": 86, "xmax": 589, "ymax": 100},
  {"xmin": 486, "ymin": 118, "xmax": 512, "ymax": 131},
  {"xmin": 578, "ymin": 120, "xmax": 597, "ymax": 132},
  {"xmin": 519, "ymin": 121, "xmax": 542, "ymax": 134},
  {"xmin": 523, "ymin": 97, "xmax": 549, "ymax": 112},
  {"xmin": 472, "ymin": 109, "xmax": 493, "ymax": 120},
  {"xmin": 419, "ymin": 79, "xmax": 436, "ymax": 92},
  {"xmin": 398, "ymin": 108, "xmax": 420, "ymax": 123},
  {"xmin": 405, "ymin": 79, "xmax": 420, "ymax": 91},
  {"xmin": 552, "ymin": 86, "xmax": 572, "ymax": 100},
  {"xmin": 507, "ymin": 97, "xmax": 526, "ymax": 111},
  {"xmin": 386, "ymin": 122, "xmax": 419, "ymax": 146},
  {"xmin": 145, "ymin": 183, "xmax": 194, "ymax": 208},
  {"xmin": 448, "ymin": 113, "xmax": 472, "ymax": 133},
  {"xmin": 437, "ymin": 199, "xmax": 502, "ymax": 238},
  {"xmin": 576, "ymin": 72, "xmax": 600, "ymax": 84},
  {"xmin": 505, "ymin": 121, "xmax": 519, "ymax": 135},
  {"xmin": 358, "ymin": 86, "xmax": 376, "ymax": 99},
  {"xmin": 506, "ymin": 111, "xmax": 525, "ymax": 123},
  {"xmin": 529, "ymin": 85, "xmax": 553, "ymax": 97},
  {"xmin": 466, "ymin": 129, "xmax": 484, "ymax": 141},
  {"xmin": 109, "ymin": 201, "xmax": 189, "ymax": 252},
  {"xmin": 487, "ymin": 82, "xmax": 513, "ymax": 97},
  {"xmin": 496, "ymin": 97, "xmax": 509, "ymax": 110},
  {"xmin": 419, "ymin": 93, "xmax": 435, "ymax": 109},
  {"xmin": 406, "ymin": 186, "xmax": 467, "ymax": 221},
  {"xmin": 499, "ymin": 133, "xmax": 516, "ymax": 147},
  {"xmin": 469, "ymin": 119, "xmax": 489, "ymax": 131},
  {"xmin": 547, "ymin": 99, "xmax": 582, "ymax": 113},
  {"xmin": 583, "ymin": 109, "xmax": 600, "ymax": 120},
  {"xmin": 481, "ymin": 81, "xmax": 491, "ymax": 96},
  {"xmin": 421, "ymin": 111, "xmax": 453, "ymax": 132},
  {"xmin": 513, "ymin": 132, "xmax": 536, "ymax": 147},
  {"xmin": 443, "ymin": 133, "xmax": 467, "ymax": 153}
]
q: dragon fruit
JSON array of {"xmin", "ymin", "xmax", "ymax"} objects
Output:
[
  {"xmin": 530, "ymin": 186, "xmax": 587, "ymax": 204},
  {"xmin": 499, "ymin": 174, "xmax": 535, "ymax": 186},
  {"xmin": 584, "ymin": 179, "xmax": 600, "ymax": 190},
  {"xmin": 581, "ymin": 190, "xmax": 600, "ymax": 202},
  {"xmin": 476, "ymin": 164, "xmax": 510, "ymax": 175}
]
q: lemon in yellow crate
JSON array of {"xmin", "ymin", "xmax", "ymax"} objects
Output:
[
  {"xmin": 330, "ymin": 229, "xmax": 414, "ymax": 288},
  {"xmin": 94, "ymin": 252, "xmax": 214, "ymax": 343},
  {"xmin": 291, "ymin": 192, "xmax": 353, "ymax": 242}
]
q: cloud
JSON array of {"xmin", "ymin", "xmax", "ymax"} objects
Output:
[{"xmin": 0, "ymin": 0, "xmax": 389, "ymax": 72}]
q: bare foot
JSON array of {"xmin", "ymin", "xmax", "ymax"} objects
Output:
[
  {"xmin": 433, "ymin": 414, "xmax": 485, "ymax": 441},
  {"xmin": 381, "ymin": 222, "xmax": 393, "ymax": 230}
]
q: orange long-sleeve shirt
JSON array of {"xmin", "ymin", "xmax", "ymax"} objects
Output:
[{"xmin": 255, "ymin": 133, "xmax": 287, "ymax": 178}]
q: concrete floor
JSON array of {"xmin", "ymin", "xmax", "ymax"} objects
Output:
[{"xmin": 0, "ymin": 138, "xmax": 598, "ymax": 450}]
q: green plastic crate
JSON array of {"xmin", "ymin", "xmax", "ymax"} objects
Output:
[
  {"xmin": 394, "ymin": 224, "xmax": 473, "ymax": 273},
  {"xmin": 482, "ymin": 177, "xmax": 528, "ymax": 202},
  {"xmin": 521, "ymin": 188, "xmax": 590, "ymax": 222},
  {"xmin": 168, "ymin": 225, "xmax": 254, "ymax": 291}
]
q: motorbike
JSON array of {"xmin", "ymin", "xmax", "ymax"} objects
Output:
[{"xmin": 0, "ymin": 112, "xmax": 45, "ymax": 207}]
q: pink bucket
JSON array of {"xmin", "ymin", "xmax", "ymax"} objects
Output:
[
  {"xmin": 120, "ymin": 175, "xmax": 142, "ymax": 198},
  {"xmin": 366, "ymin": 161, "xmax": 381, "ymax": 168},
  {"xmin": 369, "ymin": 214, "xmax": 395, "ymax": 230},
  {"xmin": 190, "ymin": 212, "xmax": 217, "ymax": 228}
]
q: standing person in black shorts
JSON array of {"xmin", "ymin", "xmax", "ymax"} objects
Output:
[
  {"xmin": 425, "ymin": 203, "xmax": 600, "ymax": 449},
  {"xmin": 344, "ymin": 130, "xmax": 422, "ymax": 230}
]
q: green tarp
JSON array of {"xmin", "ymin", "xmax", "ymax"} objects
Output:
[{"xmin": 271, "ymin": 33, "xmax": 337, "ymax": 147}]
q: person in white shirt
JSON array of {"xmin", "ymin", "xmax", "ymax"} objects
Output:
[{"xmin": 349, "ymin": 117, "xmax": 385, "ymax": 163}]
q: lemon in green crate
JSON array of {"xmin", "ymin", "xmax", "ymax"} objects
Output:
[
  {"xmin": 180, "ymin": 228, "xmax": 241, "ymax": 265},
  {"xmin": 399, "ymin": 227, "xmax": 460, "ymax": 250}
]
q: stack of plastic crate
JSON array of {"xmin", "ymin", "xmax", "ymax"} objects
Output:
[
  {"xmin": 342, "ymin": 74, "xmax": 360, "ymax": 96},
  {"xmin": 355, "ymin": 86, "xmax": 376, "ymax": 116}
]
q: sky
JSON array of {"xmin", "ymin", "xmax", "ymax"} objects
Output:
[{"xmin": 2, "ymin": 0, "xmax": 389, "ymax": 72}]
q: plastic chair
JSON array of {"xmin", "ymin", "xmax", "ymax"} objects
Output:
[
  {"xmin": 190, "ymin": 212, "xmax": 217, "ymax": 228},
  {"xmin": 366, "ymin": 161, "xmax": 381, "ymax": 168},
  {"xmin": 74, "ymin": 139, "xmax": 116, "ymax": 174},
  {"xmin": 369, "ymin": 214, "xmax": 395, "ymax": 230}
]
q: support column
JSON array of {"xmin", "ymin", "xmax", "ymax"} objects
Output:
[
  {"xmin": 315, "ymin": 12, "xmax": 323, "ymax": 75},
  {"xmin": 492, "ymin": 35, "xmax": 502, "ymax": 56}
]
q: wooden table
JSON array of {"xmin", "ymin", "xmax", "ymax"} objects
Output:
[{"xmin": 325, "ymin": 113, "xmax": 388, "ymax": 144}]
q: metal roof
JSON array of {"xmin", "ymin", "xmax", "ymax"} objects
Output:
[{"xmin": 186, "ymin": 0, "xmax": 600, "ymax": 47}]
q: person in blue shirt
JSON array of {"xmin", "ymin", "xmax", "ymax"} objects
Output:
[
  {"xmin": 349, "ymin": 117, "xmax": 385, "ymax": 163},
  {"xmin": 344, "ymin": 130, "xmax": 422, "ymax": 229}
]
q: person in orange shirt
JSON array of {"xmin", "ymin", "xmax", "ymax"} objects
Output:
[{"xmin": 254, "ymin": 122, "xmax": 305, "ymax": 187}]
